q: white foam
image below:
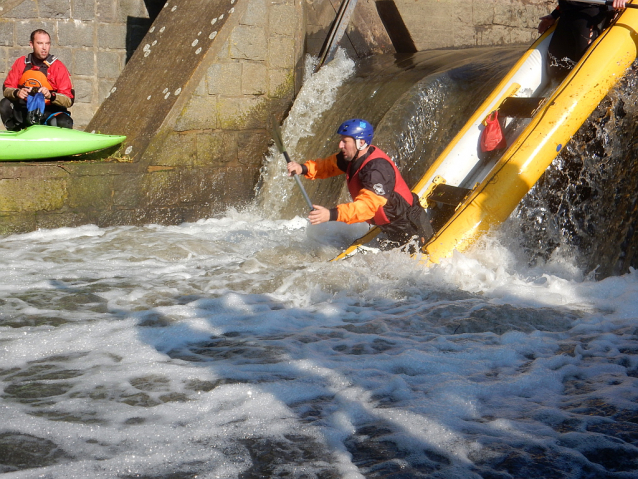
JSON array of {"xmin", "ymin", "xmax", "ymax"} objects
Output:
[{"xmin": 0, "ymin": 215, "xmax": 637, "ymax": 477}]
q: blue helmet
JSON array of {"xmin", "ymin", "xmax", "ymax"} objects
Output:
[{"xmin": 337, "ymin": 119, "xmax": 374, "ymax": 144}]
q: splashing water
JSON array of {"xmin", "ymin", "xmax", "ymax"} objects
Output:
[{"xmin": 256, "ymin": 49, "xmax": 355, "ymax": 218}]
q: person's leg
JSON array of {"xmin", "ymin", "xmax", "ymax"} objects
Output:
[
  {"xmin": 0, "ymin": 98, "xmax": 21, "ymax": 131},
  {"xmin": 44, "ymin": 109, "xmax": 73, "ymax": 129}
]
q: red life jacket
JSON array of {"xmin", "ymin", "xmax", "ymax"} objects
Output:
[{"xmin": 346, "ymin": 147, "xmax": 414, "ymax": 226}]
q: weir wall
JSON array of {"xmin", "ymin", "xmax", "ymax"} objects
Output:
[{"xmin": 0, "ymin": 0, "xmax": 552, "ymax": 233}]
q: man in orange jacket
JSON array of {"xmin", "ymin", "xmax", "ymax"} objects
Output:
[
  {"xmin": 1, "ymin": 29, "xmax": 74, "ymax": 130},
  {"xmin": 287, "ymin": 118, "xmax": 433, "ymax": 248}
]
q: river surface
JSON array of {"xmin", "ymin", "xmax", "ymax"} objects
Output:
[{"xmin": 1, "ymin": 50, "xmax": 638, "ymax": 478}]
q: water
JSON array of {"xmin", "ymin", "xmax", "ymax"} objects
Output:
[{"xmin": 1, "ymin": 49, "xmax": 638, "ymax": 478}]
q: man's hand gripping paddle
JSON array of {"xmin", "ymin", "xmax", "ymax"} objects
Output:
[{"xmin": 272, "ymin": 121, "xmax": 315, "ymax": 212}]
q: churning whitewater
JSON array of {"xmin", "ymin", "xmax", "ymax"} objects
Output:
[{"xmin": 1, "ymin": 50, "xmax": 637, "ymax": 479}]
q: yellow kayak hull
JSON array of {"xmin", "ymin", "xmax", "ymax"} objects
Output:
[{"xmin": 421, "ymin": 8, "xmax": 638, "ymax": 264}]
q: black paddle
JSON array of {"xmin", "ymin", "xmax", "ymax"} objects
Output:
[{"xmin": 271, "ymin": 120, "xmax": 315, "ymax": 212}]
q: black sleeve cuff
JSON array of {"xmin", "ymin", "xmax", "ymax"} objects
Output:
[
  {"xmin": 550, "ymin": 8, "xmax": 560, "ymax": 19},
  {"xmin": 301, "ymin": 164, "xmax": 308, "ymax": 176},
  {"xmin": 329, "ymin": 208, "xmax": 338, "ymax": 221}
]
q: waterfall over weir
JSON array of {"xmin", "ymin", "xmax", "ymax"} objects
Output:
[{"xmin": 1, "ymin": 47, "xmax": 637, "ymax": 479}]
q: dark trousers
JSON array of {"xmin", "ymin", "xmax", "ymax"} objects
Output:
[
  {"xmin": 0, "ymin": 97, "xmax": 73, "ymax": 130},
  {"xmin": 381, "ymin": 200, "xmax": 434, "ymax": 249},
  {"xmin": 547, "ymin": 6, "xmax": 609, "ymax": 80}
]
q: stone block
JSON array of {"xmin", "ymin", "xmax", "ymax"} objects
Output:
[
  {"xmin": 36, "ymin": 211, "xmax": 91, "ymax": 230},
  {"xmin": 267, "ymin": 36, "xmax": 294, "ymax": 69},
  {"xmin": 15, "ymin": 21, "xmax": 55, "ymax": 45},
  {"xmin": 222, "ymin": 166, "xmax": 259, "ymax": 206},
  {"xmin": 242, "ymin": 62, "xmax": 267, "ymax": 95},
  {"xmin": 522, "ymin": 5, "xmax": 546, "ymax": 29},
  {"xmin": 207, "ymin": 62, "xmax": 242, "ymax": 95},
  {"xmin": 72, "ymin": 0, "xmax": 96, "ymax": 20},
  {"xmin": 53, "ymin": 47, "xmax": 72, "ymax": 69},
  {"xmin": 112, "ymin": 172, "xmax": 144, "ymax": 207},
  {"xmin": 152, "ymin": 131, "xmax": 197, "ymax": 166},
  {"xmin": 472, "ymin": 1, "xmax": 495, "ymax": 25},
  {"xmin": 96, "ymin": 51, "xmax": 121, "ymax": 78},
  {"xmin": 0, "ymin": 212, "xmax": 36, "ymax": 234},
  {"xmin": 453, "ymin": 24, "xmax": 477, "ymax": 48},
  {"xmin": 0, "ymin": 48, "xmax": 6, "ymax": 77},
  {"xmin": 237, "ymin": 129, "xmax": 268, "ymax": 167},
  {"xmin": 230, "ymin": 25, "xmax": 267, "ymax": 61},
  {"xmin": 175, "ymin": 95, "xmax": 218, "ymax": 131},
  {"xmin": 493, "ymin": 4, "xmax": 514, "ymax": 26},
  {"xmin": 422, "ymin": 28, "xmax": 455, "ymax": 50},
  {"xmin": 73, "ymin": 49, "xmax": 95, "ymax": 76},
  {"xmin": 4, "ymin": 0, "xmax": 38, "ymax": 20},
  {"xmin": 98, "ymin": 23, "xmax": 127, "ymax": 49},
  {"xmin": 73, "ymin": 78, "xmax": 94, "ymax": 103},
  {"xmin": 478, "ymin": 24, "xmax": 511, "ymax": 45},
  {"xmin": 59, "ymin": 20, "xmax": 95, "ymax": 47},
  {"xmin": 66, "ymin": 175, "xmax": 113, "ymax": 209},
  {"xmin": 196, "ymin": 130, "xmax": 237, "ymax": 167},
  {"xmin": 269, "ymin": 4, "xmax": 297, "ymax": 36},
  {"xmin": 40, "ymin": 0, "xmax": 71, "ymax": 18},
  {"xmin": 240, "ymin": 0, "xmax": 267, "ymax": 27},
  {"xmin": 96, "ymin": 0, "xmax": 116, "ymax": 22},
  {"xmin": 268, "ymin": 68, "xmax": 292, "ymax": 98},
  {"xmin": 140, "ymin": 168, "xmax": 181, "ymax": 208},
  {"xmin": 179, "ymin": 166, "xmax": 224, "ymax": 204},
  {"xmin": 510, "ymin": 28, "xmax": 536, "ymax": 45},
  {"xmin": 218, "ymin": 96, "xmax": 268, "ymax": 130},
  {"xmin": 117, "ymin": 0, "xmax": 150, "ymax": 22},
  {"xmin": 0, "ymin": 22, "xmax": 14, "ymax": 47},
  {"xmin": 217, "ymin": 97, "xmax": 242, "ymax": 129},
  {"xmin": 68, "ymin": 102, "xmax": 94, "ymax": 129},
  {"xmin": 0, "ymin": 177, "xmax": 67, "ymax": 212}
]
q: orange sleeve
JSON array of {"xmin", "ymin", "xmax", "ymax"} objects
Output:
[
  {"xmin": 304, "ymin": 154, "xmax": 345, "ymax": 180},
  {"xmin": 335, "ymin": 188, "xmax": 387, "ymax": 224}
]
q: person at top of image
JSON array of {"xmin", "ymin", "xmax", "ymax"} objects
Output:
[
  {"xmin": 286, "ymin": 118, "xmax": 434, "ymax": 250},
  {"xmin": 1, "ymin": 29, "xmax": 74, "ymax": 131},
  {"xmin": 538, "ymin": 0, "xmax": 628, "ymax": 79}
]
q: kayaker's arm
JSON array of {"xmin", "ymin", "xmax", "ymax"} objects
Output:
[
  {"xmin": 3, "ymin": 87, "xmax": 21, "ymax": 101},
  {"xmin": 49, "ymin": 92, "xmax": 72, "ymax": 108},
  {"xmin": 309, "ymin": 189, "xmax": 388, "ymax": 226}
]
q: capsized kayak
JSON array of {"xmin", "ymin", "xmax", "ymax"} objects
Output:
[
  {"xmin": 334, "ymin": 4, "xmax": 638, "ymax": 263},
  {"xmin": 0, "ymin": 125, "xmax": 126, "ymax": 161}
]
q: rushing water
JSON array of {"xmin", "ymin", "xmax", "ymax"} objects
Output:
[{"xmin": 1, "ymin": 49, "xmax": 638, "ymax": 479}]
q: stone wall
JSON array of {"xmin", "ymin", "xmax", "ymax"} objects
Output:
[
  {"xmin": 393, "ymin": 0, "xmax": 555, "ymax": 51},
  {"xmin": 0, "ymin": 0, "xmax": 153, "ymax": 129}
]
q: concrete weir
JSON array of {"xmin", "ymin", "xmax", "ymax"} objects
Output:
[{"xmin": 0, "ymin": 0, "xmax": 549, "ymax": 233}]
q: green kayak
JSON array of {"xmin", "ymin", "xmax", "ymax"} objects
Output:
[{"xmin": 0, "ymin": 125, "xmax": 126, "ymax": 161}]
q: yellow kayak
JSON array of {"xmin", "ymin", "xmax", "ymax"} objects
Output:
[{"xmin": 334, "ymin": 4, "xmax": 638, "ymax": 263}]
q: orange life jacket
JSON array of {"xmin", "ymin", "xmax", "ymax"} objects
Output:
[{"xmin": 19, "ymin": 63, "xmax": 54, "ymax": 104}]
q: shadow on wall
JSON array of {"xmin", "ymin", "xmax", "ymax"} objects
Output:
[{"xmin": 126, "ymin": 0, "xmax": 166, "ymax": 61}]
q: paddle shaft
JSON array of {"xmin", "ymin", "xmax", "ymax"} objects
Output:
[
  {"xmin": 271, "ymin": 120, "xmax": 315, "ymax": 212},
  {"xmin": 282, "ymin": 149, "xmax": 315, "ymax": 212}
]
